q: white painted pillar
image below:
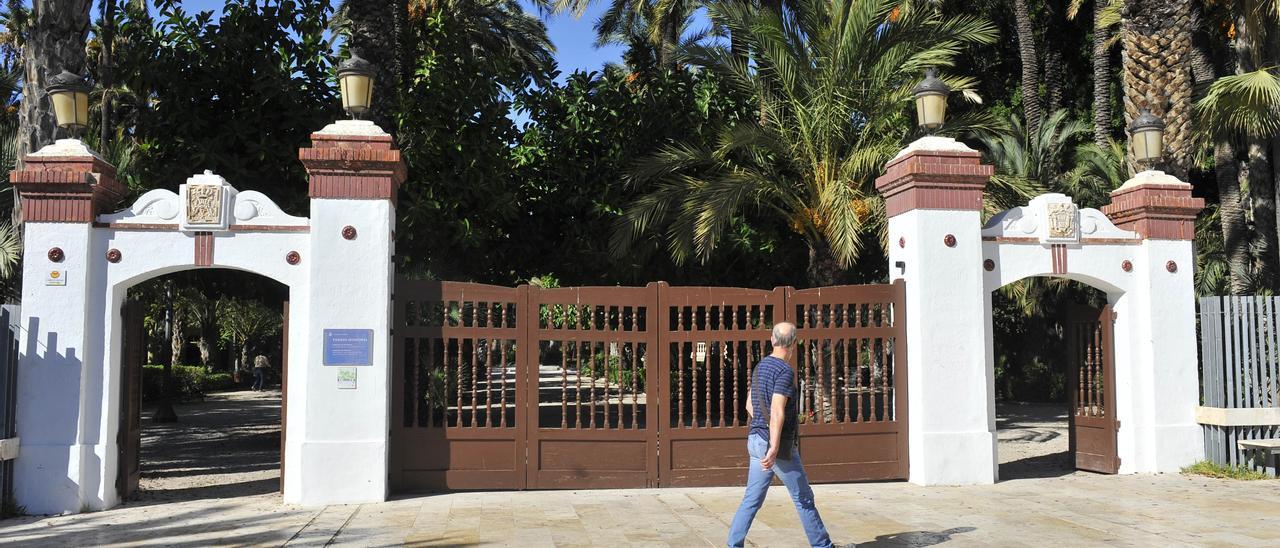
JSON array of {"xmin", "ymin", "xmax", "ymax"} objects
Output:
[
  {"xmin": 12, "ymin": 140, "xmax": 125, "ymax": 514},
  {"xmin": 294, "ymin": 120, "xmax": 405, "ymax": 505},
  {"xmin": 1102, "ymin": 170, "xmax": 1204, "ymax": 472},
  {"xmin": 875, "ymin": 137, "xmax": 997, "ymax": 485}
]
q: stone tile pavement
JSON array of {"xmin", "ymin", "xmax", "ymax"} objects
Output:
[{"xmin": 2, "ymin": 472, "xmax": 1277, "ymax": 547}]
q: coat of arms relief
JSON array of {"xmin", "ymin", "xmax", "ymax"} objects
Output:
[
  {"xmin": 1046, "ymin": 202, "xmax": 1078, "ymax": 240},
  {"xmin": 185, "ymin": 184, "xmax": 222, "ymax": 225}
]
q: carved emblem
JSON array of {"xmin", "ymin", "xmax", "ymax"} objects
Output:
[
  {"xmin": 1046, "ymin": 202, "xmax": 1078, "ymax": 239},
  {"xmin": 186, "ymin": 184, "xmax": 223, "ymax": 225}
]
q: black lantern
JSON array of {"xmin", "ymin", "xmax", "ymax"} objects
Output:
[
  {"xmin": 912, "ymin": 68, "xmax": 951, "ymax": 131},
  {"xmin": 47, "ymin": 70, "xmax": 91, "ymax": 136},
  {"xmin": 337, "ymin": 53, "xmax": 375, "ymax": 118},
  {"xmin": 1128, "ymin": 108, "xmax": 1165, "ymax": 166}
]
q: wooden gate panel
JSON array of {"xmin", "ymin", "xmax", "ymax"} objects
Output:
[
  {"xmin": 116, "ymin": 299, "xmax": 144, "ymax": 499},
  {"xmin": 788, "ymin": 281, "xmax": 909, "ymax": 482},
  {"xmin": 525, "ymin": 285, "xmax": 658, "ymax": 489},
  {"xmin": 657, "ymin": 285, "xmax": 783, "ymax": 487},
  {"xmin": 1068, "ymin": 305, "xmax": 1119, "ymax": 474},
  {"xmin": 390, "ymin": 281, "xmax": 527, "ymax": 491}
]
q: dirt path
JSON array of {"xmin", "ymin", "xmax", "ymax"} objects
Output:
[
  {"xmin": 996, "ymin": 400, "xmax": 1077, "ymax": 480},
  {"xmin": 134, "ymin": 389, "xmax": 282, "ymax": 503}
]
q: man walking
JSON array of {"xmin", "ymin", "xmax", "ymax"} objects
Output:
[{"xmin": 727, "ymin": 322, "xmax": 835, "ymax": 548}]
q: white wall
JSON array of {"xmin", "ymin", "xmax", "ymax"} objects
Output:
[
  {"xmin": 295, "ymin": 199, "xmax": 394, "ymax": 505},
  {"xmin": 889, "ymin": 210, "xmax": 997, "ymax": 485}
]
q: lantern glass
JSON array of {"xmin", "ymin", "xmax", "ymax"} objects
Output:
[
  {"xmin": 1137, "ymin": 128, "xmax": 1163, "ymax": 163},
  {"xmin": 915, "ymin": 92, "xmax": 947, "ymax": 130},
  {"xmin": 339, "ymin": 73, "xmax": 373, "ymax": 116},
  {"xmin": 50, "ymin": 89, "xmax": 89, "ymax": 130}
]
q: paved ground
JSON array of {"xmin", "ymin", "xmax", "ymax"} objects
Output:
[{"xmin": 3, "ymin": 396, "xmax": 1278, "ymax": 546}]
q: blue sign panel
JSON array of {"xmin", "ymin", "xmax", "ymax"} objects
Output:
[{"xmin": 323, "ymin": 329, "xmax": 373, "ymax": 366}]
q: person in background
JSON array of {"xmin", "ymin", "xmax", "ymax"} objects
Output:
[{"xmin": 252, "ymin": 355, "xmax": 270, "ymax": 391}]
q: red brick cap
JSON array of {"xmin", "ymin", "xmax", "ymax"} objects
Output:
[
  {"xmin": 1102, "ymin": 181, "xmax": 1204, "ymax": 241},
  {"xmin": 12, "ymin": 150, "xmax": 126, "ymax": 222},
  {"xmin": 299, "ymin": 130, "xmax": 407, "ymax": 201},
  {"xmin": 874, "ymin": 146, "xmax": 993, "ymax": 217}
]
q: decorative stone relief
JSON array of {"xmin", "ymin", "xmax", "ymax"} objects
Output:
[
  {"xmin": 982, "ymin": 193, "xmax": 1138, "ymax": 244},
  {"xmin": 100, "ymin": 171, "xmax": 307, "ymax": 230},
  {"xmin": 179, "ymin": 171, "xmax": 235, "ymax": 231}
]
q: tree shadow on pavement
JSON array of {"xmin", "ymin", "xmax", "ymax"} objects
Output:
[
  {"xmin": 999, "ymin": 449, "xmax": 1076, "ymax": 481},
  {"xmin": 857, "ymin": 526, "xmax": 977, "ymax": 547}
]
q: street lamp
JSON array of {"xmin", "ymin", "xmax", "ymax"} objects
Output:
[
  {"xmin": 47, "ymin": 70, "xmax": 91, "ymax": 137},
  {"xmin": 1128, "ymin": 108, "xmax": 1165, "ymax": 168},
  {"xmin": 912, "ymin": 68, "xmax": 950, "ymax": 131},
  {"xmin": 337, "ymin": 53, "xmax": 375, "ymax": 119}
]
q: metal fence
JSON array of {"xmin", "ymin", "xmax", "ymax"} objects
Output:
[
  {"xmin": 1198, "ymin": 296, "xmax": 1280, "ymax": 473},
  {"xmin": 0, "ymin": 305, "xmax": 20, "ymax": 510}
]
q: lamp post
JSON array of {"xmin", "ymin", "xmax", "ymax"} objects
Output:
[
  {"xmin": 1128, "ymin": 108, "xmax": 1165, "ymax": 171},
  {"xmin": 337, "ymin": 53, "xmax": 375, "ymax": 119},
  {"xmin": 47, "ymin": 70, "xmax": 91, "ymax": 138},
  {"xmin": 912, "ymin": 68, "xmax": 951, "ymax": 131}
]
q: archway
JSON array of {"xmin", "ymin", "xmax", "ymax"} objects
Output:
[
  {"xmin": 117, "ymin": 269, "xmax": 289, "ymax": 502},
  {"xmin": 990, "ymin": 276, "xmax": 1111, "ymax": 480},
  {"xmin": 12, "ymin": 121, "xmax": 404, "ymax": 514},
  {"xmin": 876, "ymin": 138, "xmax": 1204, "ymax": 485}
]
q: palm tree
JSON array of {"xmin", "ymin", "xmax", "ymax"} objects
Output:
[
  {"xmin": 1013, "ymin": 0, "xmax": 1042, "ymax": 136},
  {"xmin": 1195, "ymin": 0, "xmax": 1280, "ymax": 293},
  {"xmin": 553, "ymin": 0, "xmax": 691, "ymax": 71},
  {"xmin": 611, "ymin": 0, "xmax": 998, "ymax": 286},
  {"xmin": 17, "ymin": 0, "xmax": 92, "ymax": 168},
  {"xmin": 1068, "ymin": 0, "xmax": 1122, "ymax": 146},
  {"xmin": 977, "ymin": 110, "xmax": 1094, "ymax": 214},
  {"xmin": 332, "ymin": 0, "xmax": 408, "ymax": 131},
  {"xmin": 1119, "ymin": 0, "xmax": 1194, "ymax": 178}
]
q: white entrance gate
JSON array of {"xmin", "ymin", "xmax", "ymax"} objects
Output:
[
  {"xmin": 11, "ymin": 120, "xmax": 403, "ymax": 514},
  {"xmin": 876, "ymin": 137, "xmax": 1204, "ymax": 484}
]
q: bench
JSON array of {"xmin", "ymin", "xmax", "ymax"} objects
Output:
[{"xmin": 1236, "ymin": 439, "xmax": 1280, "ymax": 475}]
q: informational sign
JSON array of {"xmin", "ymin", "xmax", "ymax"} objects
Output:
[
  {"xmin": 336, "ymin": 367, "xmax": 357, "ymax": 389},
  {"xmin": 45, "ymin": 270, "xmax": 66, "ymax": 286},
  {"xmin": 323, "ymin": 329, "xmax": 373, "ymax": 366}
]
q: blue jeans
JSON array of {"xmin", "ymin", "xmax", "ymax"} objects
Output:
[
  {"xmin": 252, "ymin": 368, "xmax": 265, "ymax": 390},
  {"xmin": 727, "ymin": 435, "xmax": 833, "ymax": 548}
]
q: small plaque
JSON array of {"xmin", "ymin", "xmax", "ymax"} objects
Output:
[
  {"xmin": 323, "ymin": 328, "xmax": 373, "ymax": 366},
  {"xmin": 45, "ymin": 270, "xmax": 66, "ymax": 286},
  {"xmin": 337, "ymin": 367, "xmax": 357, "ymax": 389}
]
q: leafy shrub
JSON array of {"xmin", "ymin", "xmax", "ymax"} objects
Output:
[{"xmin": 141, "ymin": 365, "xmax": 235, "ymax": 401}]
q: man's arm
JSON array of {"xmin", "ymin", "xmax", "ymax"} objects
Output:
[
  {"xmin": 745, "ymin": 386, "xmax": 753, "ymax": 419},
  {"xmin": 760, "ymin": 393, "xmax": 787, "ymax": 470}
]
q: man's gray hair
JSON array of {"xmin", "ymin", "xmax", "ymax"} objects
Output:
[{"xmin": 771, "ymin": 322, "xmax": 797, "ymax": 348}]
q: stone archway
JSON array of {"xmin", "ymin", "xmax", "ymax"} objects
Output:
[
  {"xmin": 875, "ymin": 137, "xmax": 1205, "ymax": 485},
  {"xmin": 11, "ymin": 120, "xmax": 405, "ymax": 514}
]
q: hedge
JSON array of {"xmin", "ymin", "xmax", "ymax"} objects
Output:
[{"xmin": 141, "ymin": 365, "xmax": 235, "ymax": 401}]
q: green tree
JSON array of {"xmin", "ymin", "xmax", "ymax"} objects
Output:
[
  {"xmin": 218, "ymin": 297, "xmax": 283, "ymax": 376},
  {"xmin": 612, "ymin": 0, "xmax": 998, "ymax": 286}
]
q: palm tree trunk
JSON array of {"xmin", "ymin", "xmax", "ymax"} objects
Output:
[
  {"xmin": 1120, "ymin": 0, "xmax": 1194, "ymax": 178},
  {"xmin": 99, "ymin": 0, "xmax": 115, "ymax": 148},
  {"xmin": 1091, "ymin": 0, "xmax": 1113, "ymax": 146},
  {"xmin": 806, "ymin": 241, "xmax": 839, "ymax": 288},
  {"xmin": 1014, "ymin": 0, "xmax": 1042, "ymax": 135},
  {"xmin": 343, "ymin": 0, "xmax": 404, "ymax": 133},
  {"xmin": 18, "ymin": 0, "xmax": 92, "ymax": 170},
  {"xmin": 1216, "ymin": 141, "xmax": 1251, "ymax": 295},
  {"xmin": 1043, "ymin": 0, "xmax": 1065, "ymax": 114},
  {"xmin": 1249, "ymin": 139, "xmax": 1280, "ymax": 290}
]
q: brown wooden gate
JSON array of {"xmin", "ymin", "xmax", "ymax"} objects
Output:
[
  {"xmin": 391, "ymin": 280, "xmax": 909, "ymax": 491},
  {"xmin": 1067, "ymin": 305, "xmax": 1119, "ymax": 474},
  {"xmin": 116, "ymin": 299, "xmax": 144, "ymax": 499}
]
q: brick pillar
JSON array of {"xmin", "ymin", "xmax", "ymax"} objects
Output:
[
  {"xmin": 11, "ymin": 139, "xmax": 124, "ymax": 514},
  {"xmin": 874, "ymin": 136, "xmax": 997, "ymax": 485},
  {"xmin": 1103, "ymin": 170, "xmax": 1205, "ymax": 473},
  {"xmin": 293, "ymin": 120, "xmax": 405, "ymax": 506}
]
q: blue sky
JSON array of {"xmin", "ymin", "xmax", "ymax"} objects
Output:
[{"xmin": 166, "ymin": 0, "xmax": 626, "ymax": 76}]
